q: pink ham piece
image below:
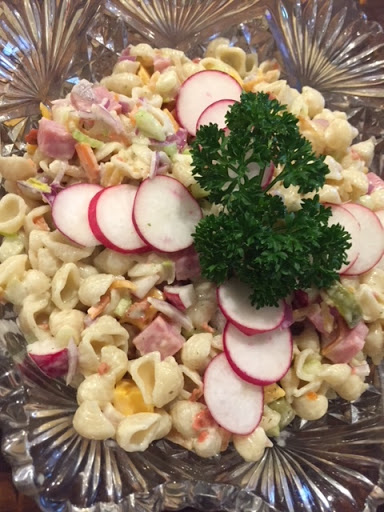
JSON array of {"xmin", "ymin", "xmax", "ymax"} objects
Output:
[
  {"xmin": 132, "ymin": 315, "xmax": 185, "ymax": 359},
  {"xmin": 321, "ymin": 321, "xmax": 368, "ymax": 363},
  {"xmin": 37, "ymin": 118, "xmax": 76, "ymax": 160},
  {"xmin": 71, "ymin": 80, "xmax": 121, "ymax": 113},
  {"xmin": 154, "ymin": 55, "xmax": 172, "ymax": 73},
  {"xmin": 172, "ymin": 247, "xmax": 201, "ymax": 281},
  {"xmin": 367, "ymin": 172, "xmax": 384, "ymax": 194}
]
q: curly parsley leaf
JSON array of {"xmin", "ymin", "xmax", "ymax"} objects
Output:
[{"xmin": 191, "ymin": 92, "xmax": 351, "ymax": 308}]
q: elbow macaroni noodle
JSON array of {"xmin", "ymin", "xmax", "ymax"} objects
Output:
[{"xmin": 0, "ymin": 40, "xmax": 380, "ymax": 462}]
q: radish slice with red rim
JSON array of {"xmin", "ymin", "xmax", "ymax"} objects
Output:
[
  {"xmin": 341, "ymin": 203, "xmax": 384, "ymax": 275},
  {"xmin": 328, "ymin": 204, "xmax": 360, "ymax": 273},
  {"xmin": 133, "ymin": 175, "xmax": 202, "ymax": 252},
  {"xmin": 88, "ymin": 184, "xmax": 149, "ymax": 253},
  {"xmin": 52, "ymin": 183, "xmax": 102, "ymax": 247},
  {"xmin": 223, "ymin": 322, "xmax": 293, "ymax": 386},
  {"xmin": 196, "ymin": 98, "xmax": 236, "ymax": 132},
  {"xmin": 176, "ymin": 70, "xmax": 242, "ymax": 136},
  {"xmin": 217, "ymin": 278, "xmax": 286, "ymax": 335},
  {"xmin": 203, "ymin": 352, "xmax": 264, "ymax": 435}
]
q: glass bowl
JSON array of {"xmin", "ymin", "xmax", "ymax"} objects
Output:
[{"xmin": 1, "ymin": 1, "xmax": 384, "ymax": 511}]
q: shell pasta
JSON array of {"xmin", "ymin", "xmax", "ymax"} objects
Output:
[{"xmin": 0, "ymin": 38, "xmax": 382, "ymax": 463}]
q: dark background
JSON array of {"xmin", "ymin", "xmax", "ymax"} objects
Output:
[{"xmin": 1, "ymin": 1, "xmax": 384, "ymax": 511}]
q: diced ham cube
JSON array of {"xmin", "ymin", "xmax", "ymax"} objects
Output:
[
  {"xmin": 321, "ymin": 321, "xmax": 368, "ymax": 364},
  {"xmin": 132, "ymin": 315, "xmax": 185, "ymax": 359},
  {"xmin": 154, "ymin": 56, "xmax": 172, "ymax": 73},
  {"xmin": 37, "ymin": 118, "xmax": 76, "ymax": 160}
]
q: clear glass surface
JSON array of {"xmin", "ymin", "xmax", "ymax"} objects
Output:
[{"xmin": 1, "ymin": 1, "xmax": 384, "ymax": 511}]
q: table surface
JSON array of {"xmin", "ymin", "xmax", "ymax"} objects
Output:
[{"xmin": 1, "ymin": 2, "xmax": 384, "ymax": 511}]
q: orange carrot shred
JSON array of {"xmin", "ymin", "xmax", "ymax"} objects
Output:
[
  {"xmin": 33, "ymin": 216, "xmax": 50, "ymax": 231},
  {"xmin": 87, "ymin": 293, "xmax": 111, "ymax": 320},
  {"xmin": 75, "ymin": 143, "xmax": 100, "ymax": 183}
]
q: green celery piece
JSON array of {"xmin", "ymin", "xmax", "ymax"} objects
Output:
[
  {"xmin": 134, "ymin": 110, "xmax": 166, "ymax": 141},
  {"xmin": 326, "ymin": 281, "xmax": 362, "ymax": 328},
  {"xmin": 72, "ymin": 129, "xmax": 103, "ymax": 149},
  {"xmin": 114, "ymin": 297, "xmax": 132, "ymax": 318}
]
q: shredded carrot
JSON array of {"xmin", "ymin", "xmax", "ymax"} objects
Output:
[
  {"xmin": 87, "ymin": 293, "xmax": 111, "ymax": 320},
  {"xmin": 188, "ymin": 387, "xmax": 203, "ymax": 402},
  {"xmin": 192, "ymin": 409, "xmax": 216, "ymax": 431},
  {"xmin": 128, "ymin": 104, "xmax": 140, "ymax": 125},
  {"xmin": 201, "ymin": 322, "xmax": 215, "ymax": 334},
  {"xmin": 75, "ymin": 143, "xmax": 100, "ymax": 183},
  {"xmin": 98, "ymin": 362, "xmax": 110, "ymax": 375},
  {"xmin": 306, "ymin": 391, "xmax": 318, "ymax": 401},
  {"xmin": 33, "ymin": 215, "xmax": 50, "ymax": 231},
  {"xmin": 163, "ymin": 108, "xmax": 179, "ymax": 132},
  {"xmin": 197, "ymin": 430, "xmax": 209, "ymax": 443}
]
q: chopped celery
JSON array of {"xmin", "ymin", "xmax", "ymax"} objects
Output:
[
  {"xmin": 163, "ymin": 143, "xmax": 177, "ymax": 158},
  {"xmin": 326, "ymin": 281, "xmax": 362, "ymax": 328},
  {"xmin": 134, "ymin": 110, "xmax": 166, "ymax": 141},
  {"xmin": 72, "ymin": 129, "xmax": 103, "ymax": 149},
  {"xmin": 269, "ymin": 398, "xmax": 295, "ymax": 430},
  {"xmin": 182, "ymin": 148, "xmax": 191, "ymax": 155},
  {"xmin": 114, "ymin": 297, "xmax": 132, "ymax": 318},
  {"xmin": 190, "ymin": 183, "xmax": 209, "ymax": 199}
]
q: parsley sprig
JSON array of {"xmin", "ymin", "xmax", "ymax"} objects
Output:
[{"xmin": 191, "ymin": 92, "xmax": 351, "ymax": 308}]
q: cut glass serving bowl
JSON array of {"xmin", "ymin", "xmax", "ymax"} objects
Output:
[{"xmin": 1, "ymin": 1, "xmax": 384, "ymax": 511}]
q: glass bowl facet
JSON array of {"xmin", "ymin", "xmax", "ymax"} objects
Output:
[{"xmin": 1, "ymin": 1, "xmax": 384, "ymax": 511}]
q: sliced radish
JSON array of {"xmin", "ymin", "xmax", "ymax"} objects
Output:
[
  {"xmin": 133, "ymin": 175, "xmax": 202, "ymax": 252},
  {"xmin": 261, "ymin": 162, "xmax": 275, "ymax": 189},
  {"xmin": 217, "ymin": 278, "xmax": 285, "ymax": 335},
  {"xmin": 52, "ymin": 183, "xmax": 102, "ymax": 247},
  {"xmin": 88, "ymin": 184, "xmax": 149, "ymax": 253},
  {"xmin": 375, "ymin": 209, "xmax": 384, "ymax": 228},
  {"xmin": 341, "ymin": 203, "xmax": 384, "ymax": 275},
  {"xmin": 27, "ymin": 339, "xmax": 69, "ymax": 378},
  {"xmin": 328, "ymin": 204, "xmax": 360, "ymax": 273},
  {"xmin": 196, "ymin": 99, "xmax": 236, "ymax": 132},
  {"xmin": 163, "ymin": 284, "xmax": 196, "ymax": 310},
  {"xmin": 176, "ymin": 70, "xmax": 242, "ymax": 136},
  {"xmin": 223, "ymin": 322, "xmax": 292, "ymax": 386},
  {"xmin": 203, "ymin": 353, "xmax": 263, "ymax": 435}
]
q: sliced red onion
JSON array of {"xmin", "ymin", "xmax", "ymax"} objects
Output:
[
  {"xmin": 42, "ymin": 182, "xmax": 64, "ymax": 207},
  {"xmin": 147, "ymin": 297, "xmax": 193, "ymax": 331},
  {"xmin": 65, "ymin": 337, "xmax": 78, "ymax": 386},
  {"xmin": 149, "ymin": 151, "xmax": 160, "ymax": 179},
  {"xmin": 119, "ymin": 101, "xmax": 132, "ymax": 114},
  {"xmin": 91, "ymin": 104, "xmax": 124, "ymax": 134},
  {"xmin": 150, "ymin": 128, "xmax": 188, "ymax": 152}
]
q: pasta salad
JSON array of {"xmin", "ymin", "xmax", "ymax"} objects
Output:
[{"xmin": 0, "ymin": 38, "xmax": 383, "ymax": 463}]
